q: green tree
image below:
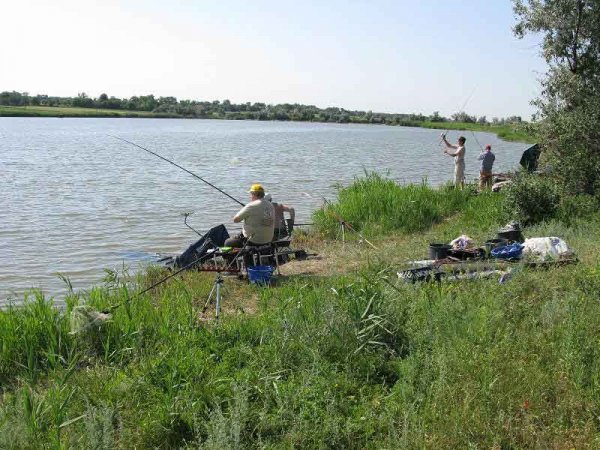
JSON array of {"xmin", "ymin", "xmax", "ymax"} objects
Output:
[
  {"xmin": 514, "ymin": 0, "xmax": 600, "ymax": 194},
  {"xmin": 451, "ymin": 111, "xmax": 476, "ymax": 123},
  {"xmin": 72, "ymin": 92, "xmax": 94, "ymax": 108},
  {"xmin": 429, "ymin": 111, "xmax": 444, "ymax": 122}
]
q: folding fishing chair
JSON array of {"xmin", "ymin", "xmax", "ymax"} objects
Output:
[
  {"xmin": 244, "ymin": 218, "xmax": 295, "ymax": 274},
  {"xmin": 271, "ymin": 218, "xmax": 296, "ymax": 270}
]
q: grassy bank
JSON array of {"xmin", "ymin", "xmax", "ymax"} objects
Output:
[
  {"xmin": 419, "ymin": 120, "xmax": 536, "ymax": 143},
  {"xmin": 0, "ymin": 105, "xmax": 178, "ymax": 118},
  {"xmin": 1, "ymin": 176, "xmax": 598, "ymax": 448},
  {"xmin": 384, "ymin": 120, "xmax": 535, "ymax": 143}
]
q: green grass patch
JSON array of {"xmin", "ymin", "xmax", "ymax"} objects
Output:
[
  {"xmin": 1, "ymin": 175, "xmax": 599, "ymax": 448},
  {"xmin": 313, "ymin": 172, "xmax": 473, "ymax": 237},
  {"xmin": 417, "ymin": 120, "xmax": 537, "ymax": 143},
  {"xmin": 0, "ymin": 105, "xmax": 177, "ymax": 118}
]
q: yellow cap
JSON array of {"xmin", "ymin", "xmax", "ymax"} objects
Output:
[{"xmin": 248, "ymin": 183, "xmax": 265, "ymax": 194}]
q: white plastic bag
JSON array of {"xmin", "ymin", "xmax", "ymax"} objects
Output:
[
  {"xmin": 522, "ymin": 237, "xmax": 574, "ymax": 260},
  {"xmin": 450, "ymin": 235, "xmax": 475, "ymax": 250}
]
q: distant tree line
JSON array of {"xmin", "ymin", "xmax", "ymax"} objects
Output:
[{"xmin": 0, "ymin": 90, "xmax": 523, "ymax": 125}]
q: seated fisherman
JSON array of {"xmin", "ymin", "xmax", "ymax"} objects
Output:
[
  {"xmin": 265, "ymin": 193, "xmax": 295, "ymax": 240},
  {"xmin": 224, "ymin": 183, "xmax": 274, "ymax": 248}
]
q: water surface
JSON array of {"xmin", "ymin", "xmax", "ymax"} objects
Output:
[{"xmin": 0, "ymin": 118, "xmax": 527, "ymax": 303}]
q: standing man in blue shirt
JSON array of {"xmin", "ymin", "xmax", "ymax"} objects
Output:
[{"xmin": 478, "ymin": 144, "xmax": 496, "ymax": 189}]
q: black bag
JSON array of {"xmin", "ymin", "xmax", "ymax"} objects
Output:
[{"xmin": 174, "ymin": 224, "xmax": 230, "ymax": 268}]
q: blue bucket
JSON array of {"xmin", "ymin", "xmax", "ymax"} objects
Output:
[{"xmin": 247, "ymin": 265, "xmax": 273, "ymax": 285}]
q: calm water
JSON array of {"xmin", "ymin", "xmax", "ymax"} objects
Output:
[{"xmin": 1, "ymin": 118, "xmax": 527, "ymax": 303}]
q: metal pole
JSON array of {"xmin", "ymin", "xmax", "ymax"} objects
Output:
[
  {"xmin": 184, "ymin": 212, "xmax": 203, "ymax": 236},
  {"xmin": 215, "ymin": 275, "xmax": 223, "ymax": 321},
  {"xmin": 322, "ymin": 197, "xmax": 378, "ymax": 250}
]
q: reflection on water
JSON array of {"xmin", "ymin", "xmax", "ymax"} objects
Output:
[{"xmin": 0, "ymin": 118, "xmax": 527, "ymax": 303}]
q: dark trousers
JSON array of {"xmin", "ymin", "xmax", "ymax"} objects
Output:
[
  {"xmin": 224, "ymin": 232, "xmax": 247, "ymax": 248},
  {"xmin": 223, "ymin": 233, "xmax": 269, "ymax": 267}
]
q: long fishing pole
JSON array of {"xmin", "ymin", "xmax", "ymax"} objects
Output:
[
  {"xmin": 469, "ymin": 130, "xmax": 484, "ymax": 152},
  {"xmin": 109, "ymin": 135, "xmax": 245, "ymax": 206},
  {"xmin": 439, "ymin": 86, "xmax": 477, "ymax": 142}
]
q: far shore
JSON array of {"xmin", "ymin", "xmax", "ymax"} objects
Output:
[{"xmin": 0, "ymin": 105, "xmax": 535, "ymax": 143}]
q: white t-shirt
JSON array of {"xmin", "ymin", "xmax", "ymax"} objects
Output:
[
  {"xmin": 234, "ymin": 198, "xmax": 274, "ymax": 244},
  {"xmin": 454, "ymin": 145, "xmax": 466, "ymax": 165}
]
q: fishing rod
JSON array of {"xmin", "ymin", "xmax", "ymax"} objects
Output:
[
  {"xmin": 439, "ymin": 86, "xmax": 477, "ymax": 144},
  {"xmin": 469, "ymin": 130, "xmax": 484, "ymax": 152},
  {"xmin": 71, "ymin": 250, "xmax": 218, "ymax": 334},
  {"xmin": 109, "ymin": 135, "xmax": 245, "ymax": 206}
]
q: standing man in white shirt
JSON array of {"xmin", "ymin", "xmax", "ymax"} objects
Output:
[{"xmin": 442, "ymin": 134, "xmax": 466, "ymax": 189}]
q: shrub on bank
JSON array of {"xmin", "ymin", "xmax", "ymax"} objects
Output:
[
  {"xmin": 502, "ymin": 172, "xmax": 600, "ymax": 227},
  {"xmin": 502, "ymin": 173, "xmax": 561, "ymax": 225},
  {"xmin": 0, "ymin": 292, "xmax": 72, "ymax": 386},
  {"xmin": 557, "ymin": 193, "xmax": 600, "ymax": 226},
  {"xmin": 313, "ymin": 172, "xmax": 472, "ymax": 237}
]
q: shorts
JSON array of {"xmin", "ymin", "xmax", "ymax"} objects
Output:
[{"xmin": 454, "ymin": 161, "xmax": 465, "ymax": 185}]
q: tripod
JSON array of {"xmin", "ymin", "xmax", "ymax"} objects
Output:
[
  {"xmin": 322, "ymin": 198, "xmax": 378, "ymax": 250},
  {"xmin": 204, "ymin": 273, "xmax": 225, "ymax": 321},
  {"xmin": 201, "ymin": 239, "xmax": 252, "ymax": 321}
]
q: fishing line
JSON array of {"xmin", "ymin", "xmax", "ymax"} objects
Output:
[
  {"xmin": 469, "ymin": 130, "xmax": 484, "ymax": 152},
  {"xmin": 439, "ymin": 86, "xmax": 477, "ymax": 143},
  {"xmin": 109, "ymin": 135, "xmax": 245, "ymax": 206}
]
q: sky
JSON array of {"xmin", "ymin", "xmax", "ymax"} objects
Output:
[{"xmin": 1, "ymin": 0, "xmax": 547, "ymax": 119}]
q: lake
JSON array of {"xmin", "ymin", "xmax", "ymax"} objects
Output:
[{"xmin": 0, "ymin": 118, "xmax": 527, "ymax": 303}]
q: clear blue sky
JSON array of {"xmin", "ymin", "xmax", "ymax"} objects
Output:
[{"xmin": 2, "ymin": 0, "xmax": 546, "ymax": 119}]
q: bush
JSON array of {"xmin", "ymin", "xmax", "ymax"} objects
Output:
[
  {"xmin": 503, "ymin": 173, "xmax": 561, "ymax": 225},
  {"xmin": 557, "ymin": 193, "xmax": 600, "ymax": 225},
  {"xmin": 540, "ymin": 98, "xmax": 600, "ymax": 196}
]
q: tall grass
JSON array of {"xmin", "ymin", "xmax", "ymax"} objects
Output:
[
  {"xmin": 313, "ymin": 172, "xmax": 472, "ymax": 237},
  {"xmin": 0, "ymin": 291, "xmax": 73, "ymax": 386}
]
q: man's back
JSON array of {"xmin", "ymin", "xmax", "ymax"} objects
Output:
[
  {"xmin": 479, "ymin": 151, "xmax": 495, "ymax": 171},
  {"xmin": 236, "ymin": 199, "xmax": 274, "ymax": 244}
]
